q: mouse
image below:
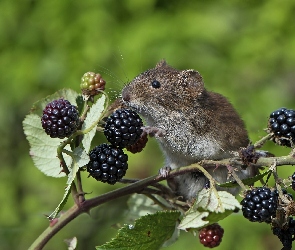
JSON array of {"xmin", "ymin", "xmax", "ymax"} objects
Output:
[{"xmin": 121, "ymin": 60, "xmax": 256, "ymax": 200}]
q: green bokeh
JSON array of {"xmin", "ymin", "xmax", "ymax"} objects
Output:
[{"xmin": 1, "ymin": 0, "xmax": 295, "ymax": 249}]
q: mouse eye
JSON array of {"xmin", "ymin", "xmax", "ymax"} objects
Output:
[{"xmin": 151, "ymin": 80, "xmax": 161, "ymax": 88}]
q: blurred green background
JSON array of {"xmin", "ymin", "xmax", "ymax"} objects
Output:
[{"xmin": 1, "ymin": 0, "xmax": 295, "ymax": 249}]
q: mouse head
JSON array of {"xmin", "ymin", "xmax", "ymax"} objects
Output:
[{"xmin": 122, "ymin": 60, "xmax": 205, "ymax": 115}]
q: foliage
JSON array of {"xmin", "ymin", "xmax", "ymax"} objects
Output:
[{"xmin": 1, "ymin": 0, "xmax": 295, "ymax": 249}]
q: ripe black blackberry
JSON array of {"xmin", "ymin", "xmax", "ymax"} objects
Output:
[
  {"xmin": 241, "ymin": 187, "xmax": 278, "ymax": 223},
  {"xmin": 87, "ymin": 143, "xmax": 128, "ymax": 184},
  {"xmin": 41, "ymin": 99, "xmax": 79, "ymax": 139},
  {"xmin": 104, "ymin": 109, "xmax": 143, "ymax": 148},
  {"xmin": 199, "ymin": 223, "xmax": 224, "ymax": 248},
  {"xmin": 80, "ymin": 72, "xmax": 106, "ymax": 96},
  {"xmin": 268, "ymin": 107, "xmax": 295, "ymax": 147},
  {"xmin": 291, "ymin": 173, "xmax": 295, "ymax": 191},
  {"xmin": 272, "ymin": 217, "xmax": 295, "ymax": 250}
]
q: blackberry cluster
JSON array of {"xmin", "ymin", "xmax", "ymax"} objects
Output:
[
  {"xmin": 268, "ymin": 107, "xmax": 295, "ymax": 147},
  {"xmin": 292, "ymin": 173, "xmax": 295, "ymax": 191},
  {"xmin": 126, "ymin": 132, "xmax": 148, "ymax": 153},
  {"xmin": 86, "ymin": 144, "xmax": 128, "ymax": 184},
  {"xmin": 80, "ymin": 72, "xmax": 106, "ymax": 96},
  {"xmin": 272, "ymin": 217, "xmax": 295, "ymax": 250},
  {"xmin": 199, "ymin": 223, "xmax": 224, "ymax": 248},
  {"xmin": 41, "ymin": 99, "xmax": 79, "ymax": 139},
  {"xmin": 241, "ymin": 187, "xmax": 278, "ymax": 223},
  {"xmin": 104, "ymin": 109, "xmax": 143, "ymax": 148}
]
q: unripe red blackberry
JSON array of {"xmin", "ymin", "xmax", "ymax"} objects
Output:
[
  {"xmin": 41, "ymin": 99, "xmax": 79, "ymax": 139},
  {"xmin": 241, "ymin": 187, "xmax": 278, "ymax": 223},
  {"xmin": 199, "ymin": 223, "xmax": 224, "ymax": 248},
  {"xmin": 104, "ymin": 109, "xmax": 143, "ymax": 148},
  {"xmin": 80, "ymin": 72, "xmax": 106, "ymax": 96},
  {"xmin": 268, "ymin": 107, "xmax": 295, "ymax": 147},
  {"xmin": 87, "ymin": 144, "xmax": 128, "ymax": 184},
  {"xmin": 126, "ymin": 132, "xmax": 148, "ymax": 153}
]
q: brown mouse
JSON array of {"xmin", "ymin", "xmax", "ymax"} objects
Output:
[{"xmin": 122, "ymin": 60, "xmax": 255, "ymax": 200}]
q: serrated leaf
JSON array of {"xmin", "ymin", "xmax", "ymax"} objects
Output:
[
  {"xmin": 178, "ymin": 189, "xmax": 241, "ymax": 230},
  {"xmin": 67, "ymin": 147, "xmax": 89, "ymax": 185},
  {"xmin": 49, "ymin": 182, "xmax": 72, "ymax": 218},
  {"xmin": 30, "ymin": 88, "xmax": 80, "ymax": 117},
  {"xmin": 178, "ymin": 210, "xmax": 209, "ymax": 231},
  {"xmin": 82, "ymin": 95, "xmax": 106, "ymax": 152},
  {"xmin": 23, "ymin": 114, "xmax": 72, "ymax": 177},
  {"xmin": 125, "ymin": 194, "xmax": 178, "ymax": 248},
  {"xmin": 218, "ymin": 169, "xmax": 272, "ymax": 188},
  {"xmin": 125, "ymin": 194, "xmax": 170, "ymax": 223},
  {"xmin": 96, "ymin": 211, "xmax": 180, "ymax": 250},
  {"xmin": 195, "ymin": 189, "xmax": 241, "ymax": 213},
  {"xmin": 161, "ymin": 223, "xmax": 180, "ymax": 248}
]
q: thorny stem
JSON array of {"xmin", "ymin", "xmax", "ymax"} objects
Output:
[
  {"xmin": 76, "ymin": 171, "xmax": 85, "ymax": 203},
  {"xmin": 56, "ymin": 145, "xmax": 78, "ymax": 200},
  {"xmin": 79, "ymin": 100, "xmax": 90, "ymax": 123},
  {"xmin": 120, "ymin": 178, "xmax": 174, "ymax": 197},
  {"xmin": 271, "ymin": 160, "xmax": 290, "ymax": 204}
]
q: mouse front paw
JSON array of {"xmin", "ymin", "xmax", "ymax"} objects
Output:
[{"xmin": 159, "ymin": 166, "xmax": 172, "ymax": 178}]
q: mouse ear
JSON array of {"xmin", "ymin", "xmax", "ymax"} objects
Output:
[
  {"xmin": 180, "ymin": 69, "xmax": 204, "ymax": 90},
  {"xmin": 156, "ymin": 60, "xmax": 168, "ymax": 68}
]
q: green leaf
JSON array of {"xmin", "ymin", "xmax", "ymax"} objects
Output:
[
  {"xmin": 23, "ymin": 114, "xmax": 71, "ymax": 177},
  {"xmin": 30, "ymin": 88, "xmax": 81, "ymax": 117},
  {"xmin": 72, "ymin": 147, "xmax": 89, "ymax": 169},
  {"xmin": 125, "ymin": 194, "xmax": 178, "ymax": 248},
  {"xmin": 49, "ymin": 180, "xmax": 72, "ymax": 219},
  {"xmin": 218, "ymin": 169, "xmax": 271, "ymax": 188},
  {"xmin": 178, "ymin": 189, "xmax": 241, "ymax": 230},
  {"xmin": 195, "ymin": 189, "xmax": 241, "ymax": 213},
  {"xmin": 178, "ymin": 210, "xmax": 209, "ymax": 231},
  {"xmin": 96, "ymin": 211, "xmax": 180, "ymax": 250},
  {"xmin": 125, "ymin": 194, "xmax": 170, "ymax": 222},
  {"xmin": 81, "ymin": 94, "xmax": 106, "ymax": 152},
  {"xmin": 49, "ymin": 147, "xmax": 89, "ymax": 218},
  {"xmin": 161, "ymin": 223, "xmax": 180, "ymax": 248},
  {"xmin": 67, "ymin": 147, "xmax": 89, "ymax": 185}
]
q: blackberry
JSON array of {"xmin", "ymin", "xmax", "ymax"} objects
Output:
[
  {"xmin": 268, "ymin": 107, "xmax": 295, "ymax": 147},
  {"xmin": 126, "ymin": 132, "xmax": 148, "ymax": 153},
  {"xmin": 241, "ymin": 187, "xmax": 278, "ymax": 223},
  {"xmin": 199, "ymin": 223, "xmax": 224, "ymax": 248},
  {"xmin": 272, "ymin": 217, "xmax": 295, "ymax": 250},
  {"xmin": 104, "ymin": 109, "xmax": 143, "ymax": 148},
  {"xmin": 80, "ymin": 72, "xmax": 106, "ymax": 96},
  {"xmin": 87, "ymin": 143, "xmax": 128, "ymax": 184},
  {"xmin": 292, "ymin": 173, "xmax": 295, "ymax": 191},
  {"xmin": 41, "ymin": 99, "xmax": 79, "ymax": 139}
]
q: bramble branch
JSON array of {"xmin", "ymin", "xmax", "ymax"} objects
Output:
[{"xmin": 29, "ymin": 143, "xmax": 295, "ymax": 249}]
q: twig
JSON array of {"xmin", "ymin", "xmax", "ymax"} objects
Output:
[
  {"xmin": 226, "ymin": 165, "xmax": 247, "ymax": 191},
  {"xmin": 253, "ymin": 133, "xmax": 273, "ymax": 149},
  {"xmin": 143, "ymin": 193, "xmax": 172, "ymax": 210}
]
